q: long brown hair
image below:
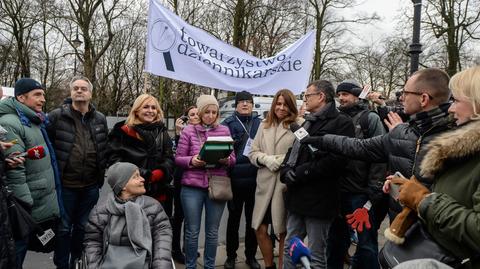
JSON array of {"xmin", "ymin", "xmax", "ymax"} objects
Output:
[{"xmin": 264, "ymin": 89, "xmax": 298, "ymax": 129}]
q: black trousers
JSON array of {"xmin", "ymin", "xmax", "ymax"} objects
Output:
[{"xmin": 226, "ymin": 178, "xmax": 258, "ymax": 259}]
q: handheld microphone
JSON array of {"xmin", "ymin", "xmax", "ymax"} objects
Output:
[
  {"xmin": 288, "ymin": 236, "xmax": 311, "ymax": 269},
  {"xmin": 290, "ymin": 123, "xmax": 317, "ymax": 153},
  {"xmin": 8, "ymin": 146, "xmax": 46, "ymax": 160}
]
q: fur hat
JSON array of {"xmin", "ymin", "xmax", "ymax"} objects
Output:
[
  {"xmin": 336, "ymin": 79, "xmax": 362, "ymax": 97},
  {"xmin": 235, "ymin": 91, "xmax": 253, "ymax": 106},
  {"xmin": 14, "ymin": 78, "xmax": 44, "ymax": 96},
  {"xmin": 106, "ymin": 162, "xmax": 139, "ymax": 196},
  {"xmin": 196, "ymin": 94, "xmax": 219, "ymax": 112}
]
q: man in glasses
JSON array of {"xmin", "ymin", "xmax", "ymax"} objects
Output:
[
  {"xmin": 301, "ymin": 68, "xmax": 453, "ymax": 240},
  {"xmin": 280, "ymin": 80, "xmax": 355, "ymax": 268}
]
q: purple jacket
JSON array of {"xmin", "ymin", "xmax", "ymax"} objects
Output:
[{"xmin": 175, "ymin": 124, "xmax": 236, "ymax": 189}]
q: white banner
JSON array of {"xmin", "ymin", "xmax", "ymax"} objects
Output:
[{"xmin": 145, "ymin": 0, "xmax": 316, "ymax": 95}]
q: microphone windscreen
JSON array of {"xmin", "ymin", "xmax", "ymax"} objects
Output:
[
  {"xmin": 288, "ymin": 236, "xmax": 311, "ymax": 264},
  {"xmin": 26, "ymin": 146, "xmax": 46, "ymax": 159},
  {"xmin": 290, "ymin": 122, "xmax": 301, "ymax": 132}
]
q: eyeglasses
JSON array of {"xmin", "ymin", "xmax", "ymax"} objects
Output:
[
  {"xmin": 401, "ymin": 90, "xmax": 433, "ymax": 100},
  {"xmin": 304, "ymin": 92, "xmax": 321, "ymax": 100},
  {"xmin": 239, "ymin": 100, "xmax": 253, "ymax": 104}
]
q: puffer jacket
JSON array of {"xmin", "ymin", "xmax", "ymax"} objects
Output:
[
  {"xmin": 222, "ymin": 112, "xmax": 261, "ymax": 182},
  {"xmin": 418, "ymin": 120, "xmax": 480, "ymax": 268},
  {"xmin": 47, "ymin": 103, "xmax": 108, "ymax": 186},
  {"xmin": 106, "ymin": 121, "xmax": 174, "ymax": 200},
  {"xmin": 175, "ymin": 124, "xmax": 236, "ymax": 189},
  {"xmin": 84, "ymin": 195, "xmax": 173, "ymax": 268},
  {"xmin": 0, "ymin": 97, "xmax": 60, "ymax": 222},
  {"xmin": 320, "ymin": 110, "xmax": 452, "ymax": 214}
]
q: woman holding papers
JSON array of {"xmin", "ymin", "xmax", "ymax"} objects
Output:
[
  {"xmin": 106, "ymin": 94, "xmax": 174, "ymax": 211},
  {"xmin": 249, "ymin": 89, "xmax": 303, "ymax": 269},
  {"xmin": 175, "ymin": 94, "xmax": 236, "ymax": 269}
]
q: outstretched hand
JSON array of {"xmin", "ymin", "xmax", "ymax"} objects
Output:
[{"xmin": 346, "ymin": 207, "xmax": 371, "ymax": 233}]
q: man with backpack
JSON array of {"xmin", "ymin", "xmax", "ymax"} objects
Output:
[{"xmin": 327, "ymin": 80, "xmax": 387, "ymax": 269}]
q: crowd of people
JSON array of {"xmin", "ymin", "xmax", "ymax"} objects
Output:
[{"xmin": 0, "ymin": 65, "xmax": 478, "ymax": 269}]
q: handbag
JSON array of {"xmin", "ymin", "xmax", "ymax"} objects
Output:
[
  {"xmin": 207, "ymin": 171, "xmax": 233, "ymax": 201},
  {"xmin": 6, "ymin": 190, "xmax": 40, "ymax": 240},
  {"xmin": 28, "ymin": 218, "xmax": 58, "ymax": 253},
  {"xmin": 379, "ymin": 221, "xmax": 461, "ymax": 269}
]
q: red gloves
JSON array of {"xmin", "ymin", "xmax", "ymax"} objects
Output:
[
  {"xmin": 150, "ymin": 169, "xmax": 164, "ymax": 183},
  {"xmin": 346, "ymin": 201, "xmax": 372, "ymax": 233}
]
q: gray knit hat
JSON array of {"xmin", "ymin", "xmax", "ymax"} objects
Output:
[{"xmin": 106, "ymin": 162, "xmax": 139, "ymax": 195}]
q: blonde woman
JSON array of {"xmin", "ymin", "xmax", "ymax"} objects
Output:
[
  {"xmin": 175, "ymin": 95, "xmax": 236, "ymax": 269},
  {"xmin": 249, "ymin": 89, "xmax": 303, "ymax": 269},
  {"xmin": 106, "ymin": 94, "xmax": 174, "ymax": 209},
  {"xmin": 392, "ymin": 66, "xmax": 480, "ymax": 267}
]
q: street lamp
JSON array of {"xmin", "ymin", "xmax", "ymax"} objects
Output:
[
  {"xmin": 409, "ymin": 0, "xmax": 422, "ymax": 74},
  {"xmin": 71, "ymin": 28, "xmax": 82, "ymax": 75}
]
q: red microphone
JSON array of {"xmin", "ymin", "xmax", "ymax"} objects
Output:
[
  {"xmin": 150, "ymin": 169, "xmax": 164, "ymax": 183},
  {"xmin": 8, "ymin": 146, "xmax": 46, "ymax": 160}
]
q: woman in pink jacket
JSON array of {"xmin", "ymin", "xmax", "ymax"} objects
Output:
[{"xmin": 175, "ymin": 95, "xmax": 235, "ymax": 269}]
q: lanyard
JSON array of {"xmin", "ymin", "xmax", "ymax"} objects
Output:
[{"xmin": 235, "ymin": 116, "xmax": 251, "ymax": 138}]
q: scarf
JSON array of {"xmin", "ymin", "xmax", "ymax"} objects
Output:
[
  {"xmin": 408, "ymin": 103, "xmax": 453, "ymax": 134},
  {"xmin": 286, "ymin": 102, "xmax": 332, "ymax": 167},
  {"xmin": 105, "ymin": 193, "xmax": 152, "ymax": 257}
]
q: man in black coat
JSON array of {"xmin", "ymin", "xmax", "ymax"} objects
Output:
[
  {"xmin": 280, "ymin": 80, "xmax": 355, "ymax": 269},
  {"xmin": 302, "ymin": 68, "xmax": 453, "ymax": 219},
  {"xmin": 47, "ymin": 76, "xmax": 108, "ymax": 269}
]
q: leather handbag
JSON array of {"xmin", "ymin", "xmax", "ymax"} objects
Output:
[
  {"xmin": 379, "ymin": 221, "xmax": 461, "ymax": 269},
  {"xmin": 207, "ymin": 172, "xmax": 233, "ymax": 201}
]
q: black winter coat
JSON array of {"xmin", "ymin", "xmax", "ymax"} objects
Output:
[
  {"xmin": 320, "ymin": 118, "xmax": 451, "ymax": 214},
  {"xmin": 47, "ymin": 103, "xmax": 108, "ymax": 186},
  {"xmin": 0, "ymin": 151, "xmax": 15, "ymax": 269},
  {"xmin": 281, "ymin": 103, "xmax": 355, "ymax": 219},
  {"xmin": 106, "ymin": 121, "xmax": 174, "ymax": 199}
]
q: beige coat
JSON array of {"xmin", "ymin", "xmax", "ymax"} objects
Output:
[{"xmin": 248, "ymin": 118, "xmax": 303, "ymax": 234}]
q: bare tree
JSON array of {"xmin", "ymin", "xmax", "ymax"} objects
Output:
[{"xmin": 423, "ymin": 0, "xmax": 480, "ymax": 75}]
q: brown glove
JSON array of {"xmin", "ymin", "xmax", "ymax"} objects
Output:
[{"xmin": 391, "ymin": 176, "xmax": 430, "ymax": 212}]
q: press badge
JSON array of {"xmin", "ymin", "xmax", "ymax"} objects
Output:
[
  {"xmin": 37, "ymin": 228, "xmax": 55, "ymax": 246},
  {"xmin": 243, "ymin": 138, "xmax": 253, "ymax": 157}
]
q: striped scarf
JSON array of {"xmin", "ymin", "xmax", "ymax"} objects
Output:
[{"xmin": 408, "ymin": 102, "xmax": 453, "ymax": 134}]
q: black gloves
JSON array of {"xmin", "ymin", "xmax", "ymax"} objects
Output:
[
  {"xmin": 281, "ymin": 169, "xmax": 297, "ymax": 187},
  {"xmin": 300, "ymin": 135, "xmax": 324, "ymax": 148}
]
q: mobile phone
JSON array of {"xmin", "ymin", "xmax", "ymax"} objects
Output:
[
  {"xmin": 390, "ymin": 171, "xmax": 406, "ymax": 200},
  {"xmin": 180, "ymin": 115, "xmax": 189, "ymax": 124}
]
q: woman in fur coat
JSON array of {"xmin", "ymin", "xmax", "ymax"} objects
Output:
[{"xmin": 393, "ymin": 66, "xmax": 480, "ymax": 268}]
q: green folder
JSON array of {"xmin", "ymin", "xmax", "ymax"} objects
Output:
[{"xmin": 198, "ymin": 142, "xmax": 234, "ymax": 165}]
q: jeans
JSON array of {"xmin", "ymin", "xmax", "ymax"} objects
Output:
[
  {"xmin": 226, "ymin": 178, "xmax": 257, "ymax": 260},
  {"xmin": 327, "ymin": 193, "xmax": 379, "ymax": 269},
  {"xmin": 181, "ymin": 186, "xmax": 226, "ymax": 269},
  {"xmin": 15, "ymin": 237, "xmax": 29, "ymax": 269},
  {"xmin": 283, "ymin": 212, "xmax": 332, "ymax": 269},
  {"xmin": 54, "ymin": 185, "xmax": 99, "ymax": 269}
]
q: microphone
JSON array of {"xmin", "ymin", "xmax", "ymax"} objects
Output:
[
  {"xmin": 290, "ymin": 123, "xmax": 317, "ymax": 153},
  {"xmin": 8, "ymin": 146, "xmax": 46, "ymax": 160},
  {"xmin": 288, "ymin": 236, "xmax": 311, "ymax": 269}
]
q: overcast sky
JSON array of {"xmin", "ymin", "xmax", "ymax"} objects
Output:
[{"xmin": 346, "ymin": 0, "xmax": 411, "ymax": 43}]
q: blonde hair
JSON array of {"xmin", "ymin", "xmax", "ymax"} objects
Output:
[
  {"xmin": 449, "ymin": 66, "xmax": 480, "ymax": 121},
  {"xmin": 198, "ymin": 104, "xmax": 219, "ymax": 126},
  {"xmin": 125, "ymin": 94, "xmax": 164, "ymax": 125}
]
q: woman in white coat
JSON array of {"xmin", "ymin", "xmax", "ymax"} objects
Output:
[{"xmin": 249, "ymin": 89, "xmax": 303, "ymax": 269}]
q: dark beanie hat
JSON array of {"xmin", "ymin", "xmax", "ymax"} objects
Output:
[
  {"xmin": 106, "ymin": 162, "xmax": 139, "ymax": 196},
  {"xmin": 336, "ymin": 79, "xmax": 362, "ymax": 97},
  {"xmin": 235, "ymin": 91, "xmax": 253, "ymax": 106},
  {"xmin": 14, "ymin": 78, "xmax": 44, "ymax": 96}
]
